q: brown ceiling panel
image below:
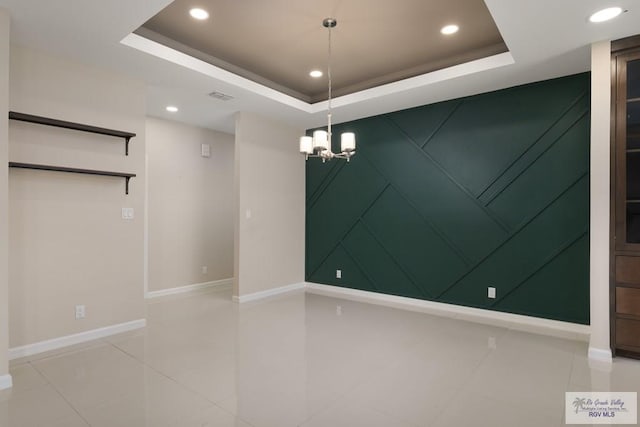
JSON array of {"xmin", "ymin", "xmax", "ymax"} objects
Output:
[{"xmin": 138, "ymin": 0, "xmax": 507, "ymax": 102}]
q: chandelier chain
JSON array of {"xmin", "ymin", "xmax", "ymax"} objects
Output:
[{"xmin": 327, "ymin": 22, "xmax": 333, "ymax": 142}]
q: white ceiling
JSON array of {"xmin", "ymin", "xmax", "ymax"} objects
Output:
[{"xmin": 0, "ymin": 0, "xmax": 638, "ymax": 135}]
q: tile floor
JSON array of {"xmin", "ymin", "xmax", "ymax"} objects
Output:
[{"xmin": 1, "ymin": 287, "xmax": 640, "ymax": 427}]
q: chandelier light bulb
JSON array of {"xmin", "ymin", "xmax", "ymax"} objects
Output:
[
  {"xmin": 341, "ymin": 132, "xmax": 356, "ymax": 152},
  {"xmin": 313, "ymin": 130, "xmax": 329, "ymax": 151},
  {"xmin": 299, "ymin": 136, "xmax": 313, "ymax": 154}
]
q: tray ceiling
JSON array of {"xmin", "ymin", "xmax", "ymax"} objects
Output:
[{"xmin": 138, "ymin": 0, "xmax": 507, "ymax": 103}]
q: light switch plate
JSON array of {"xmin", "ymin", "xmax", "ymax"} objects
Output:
[
  {"xmin": 488, "ymin": 287, "xmax": 496, "ymax": 299},
  {"xmin": 122, "ymin": 208, "xmax": 134, "ymax": 220},
  {"xmin": 201, "ymin": 143, "xmax": 211, "ymax": 158}
]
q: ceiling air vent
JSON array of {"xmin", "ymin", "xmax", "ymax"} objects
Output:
[{"xmin": 208, "ymin": 91, "xmax": 234, "ymax": 101}]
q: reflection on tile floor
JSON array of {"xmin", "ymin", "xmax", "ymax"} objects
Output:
[{"xmin": 1, "ymin": 288, "xmax": 640, "ymax": 426}]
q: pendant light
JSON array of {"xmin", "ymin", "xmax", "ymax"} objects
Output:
[{"xmin": 299, "ymin": 18, "xmax": 356, "ymax": 162}]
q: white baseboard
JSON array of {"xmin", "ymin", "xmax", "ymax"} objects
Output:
[
  {"xmin": 145, "ymin": 278, "xmax": 233, "ymax": 299},
  {"xmin": 0, "ymin": 374, "xmax": 12, "ymax": 390},
  {"xmin": 8, "ymin": 319, "xmax": 146, "ymax": 360},
  {"xmin": 233, "ymin": 282, "xmax": 306, "ymax": 303},
  {"xmin": 306, "ymin": 282, "xmax": 591, "ymax": 341},
  {"xmin": 588, "ymin": 346, "xmax": 613, "ymax": 364}
]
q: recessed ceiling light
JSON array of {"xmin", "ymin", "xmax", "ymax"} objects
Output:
[
  {"xmin": 189, "ymin": 8, "xmax": 209, "ymax": 20},
  {"xmin": 441, "ymin": 24, "xmax": 459, "ymax": 35},
  {"xmin": 166, "ymin": 106, "xmax": 179, "ymax": 113},
  {"xmin": 589, "ymin": 7, "xmax": 623, "ymax": 23},
  {"xmin": 309, "ymin": 70, "xmax": 323, "ymax": 78}
]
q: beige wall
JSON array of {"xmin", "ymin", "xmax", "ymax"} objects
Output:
[
  {"xmin": 234, "ymin": 112, "xmax": 305, "ymax": 297},
  {"xmin": 146, "ymin": 117, "xmax": 234, "ymax": 293},
  {"xmin": 0, "ymin": 8, "xmax": 10, "ymax": 380},
  {"xmin": 589, "ymin": 40, "xmax": 612, "ymax": 362},
  {"xmin": 8, "ymin": 45, "xmax": 146, "ymax": 348}
]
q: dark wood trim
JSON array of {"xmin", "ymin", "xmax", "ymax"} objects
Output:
[
  {"xmin": 615, "ymin": 348, "xmax": 640, "ymax": 360},
  {"xmin": 615, "ymin": 282, "xmax": 640, "ymax": 290},
  {"xmin": 612, "ymin": 35, "xmax": 640, "ymax": 54},
  {"xmin": 611, "ymin": 39, "xmax": 640, "ymax": 358},
  {"xmin": 8, "ymin": 111, "xmax": 136, "ymax": 155},
  {"xmin": 611, "ymin": 49, "xmax": 619, "ymax": 355},
  {"xmin": 9, "ymin": 162, "xmax": 136, "ymax": 194}
]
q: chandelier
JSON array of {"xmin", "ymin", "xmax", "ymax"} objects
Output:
[{"xmin": 299, "ymin": 18, "xmax": 356, "ymax": 162}]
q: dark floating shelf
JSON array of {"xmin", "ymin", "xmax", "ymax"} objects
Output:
[
  {"xmin": 8, "ymin": 111, "xmax": 136, "ymax": 155},
  {"xmin": 9, "ymin": 162, "xmax": 136, "ymax": 195}
]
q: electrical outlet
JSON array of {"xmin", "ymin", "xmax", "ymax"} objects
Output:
[
  {"xmin": 488, "ymin": 287, "xmax": 496, "ymax": 299},
  {"xmin": 336, "ymin": 269, "xmax": 342, "ymax": 279},
  {"xmin": 75, "ymin": 304, "xmax": 86, "ymax": 320},
  {"xmin": 336, "ymin": 305, "xmax": 342, "ymax": 316},
  {"xmin": 202, "ymin": 266, "xmax": 208, "ymax": 274}
]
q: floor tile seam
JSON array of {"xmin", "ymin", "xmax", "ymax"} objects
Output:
[
  {"xmin": 12, "ymin": 360, "xmax": 52, "ymax": 392},
  {"xmin": 425, "ymin": 344, "xmax": 501, "ymax": 426},
  {"xmin": 293, "ymin": 387, "xmax": 354, "ymax": 427},
  {"xmin": 211, "ymin": 400, "xmax": 258, "ymax": 427},
  {"xmin": 497, "ymin": 329, "xmax": 578, "ymax": 389},
  {"xmin": 106, "ymin": 339, "xmax": 257, "ymax": 426},
  {"xmin": 298, "ymin": 355, "xmax": 418, "ymax": 426},
  {"xmin": 360, "ymin": 397, "xmax": 435, "ymax": 427},
  {"xmin": 28, "ymin": 361, "xmax": 93, "ymax": 426}
]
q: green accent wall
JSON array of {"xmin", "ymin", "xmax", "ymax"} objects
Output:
[{"xmin": 306, "ymin": 73, "xmax": 590, "ymax": 325}]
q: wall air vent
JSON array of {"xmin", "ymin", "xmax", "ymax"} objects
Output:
[{"xmin": 208, "ymin": 91, "xmax": 234, "ymax": 101}]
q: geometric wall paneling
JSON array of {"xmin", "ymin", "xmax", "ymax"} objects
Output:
[
  {"xmin": 309, "ymin": 244, "xmax": 378, "ymax": 293},
  {"xmin": 343, "ymin": 117, "xmax": 507, "ymax": 263},
  {"xmin": 343, "ymin": 221, "xmax": 430, "ymax": 300},
  {"xmin": 305, "ymin": 154, "xmax": 387, "ymax": 275},
  {"xmin": 385, "ymin": 100, "xmax": 461, "ymax": 147},
  {"xmin": 494, "ymin": 234, "xmax": 590, "ymax": 324},
  {"xmin": 438, "ymin": 175, "xmax": 589, "ymax": 314},
  {"xmin": 361, "ymin": 186, "xmax": 468, "ymax": 297},
  {"xmin": 418, "ymin": 74, "xmax": 590, "ymax": 198},
  {"xmin": 306, "ymin": 73, "xmax": 590, "ymax": 324},
  {"xmin": 486, "ymin": 113, "xmax": 589, "ymax": 230},
  {"xmin": 478, "ymin": 90, "xmax": 590, "ymax": 207},
  {"xmin": 306, "ymin": 156, "xmax": 342, "ymax": 204}
]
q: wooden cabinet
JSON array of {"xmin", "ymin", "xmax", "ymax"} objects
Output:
[{"xmin": 611, "ymin": 35, "xmax": 640, "ymax": 358}]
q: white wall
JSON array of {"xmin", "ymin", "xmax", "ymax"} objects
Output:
[
  {"xmin": 8, "ymin": 45, "xmax": 146, "ymax": 348},
  {"xmin": 146, "ymin": 117, "xmax": 234, "ymax": 293},
  {"xmin": 234, "ymin": 112, "xmax": 305, "ymax": 297},
  {"xmin": 0, "ymin": 8, "xmax": 10, "ymax": 386},
  {"xmin": 589, "ymin": 40, "xmax": 612, "ymax": 362}
]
